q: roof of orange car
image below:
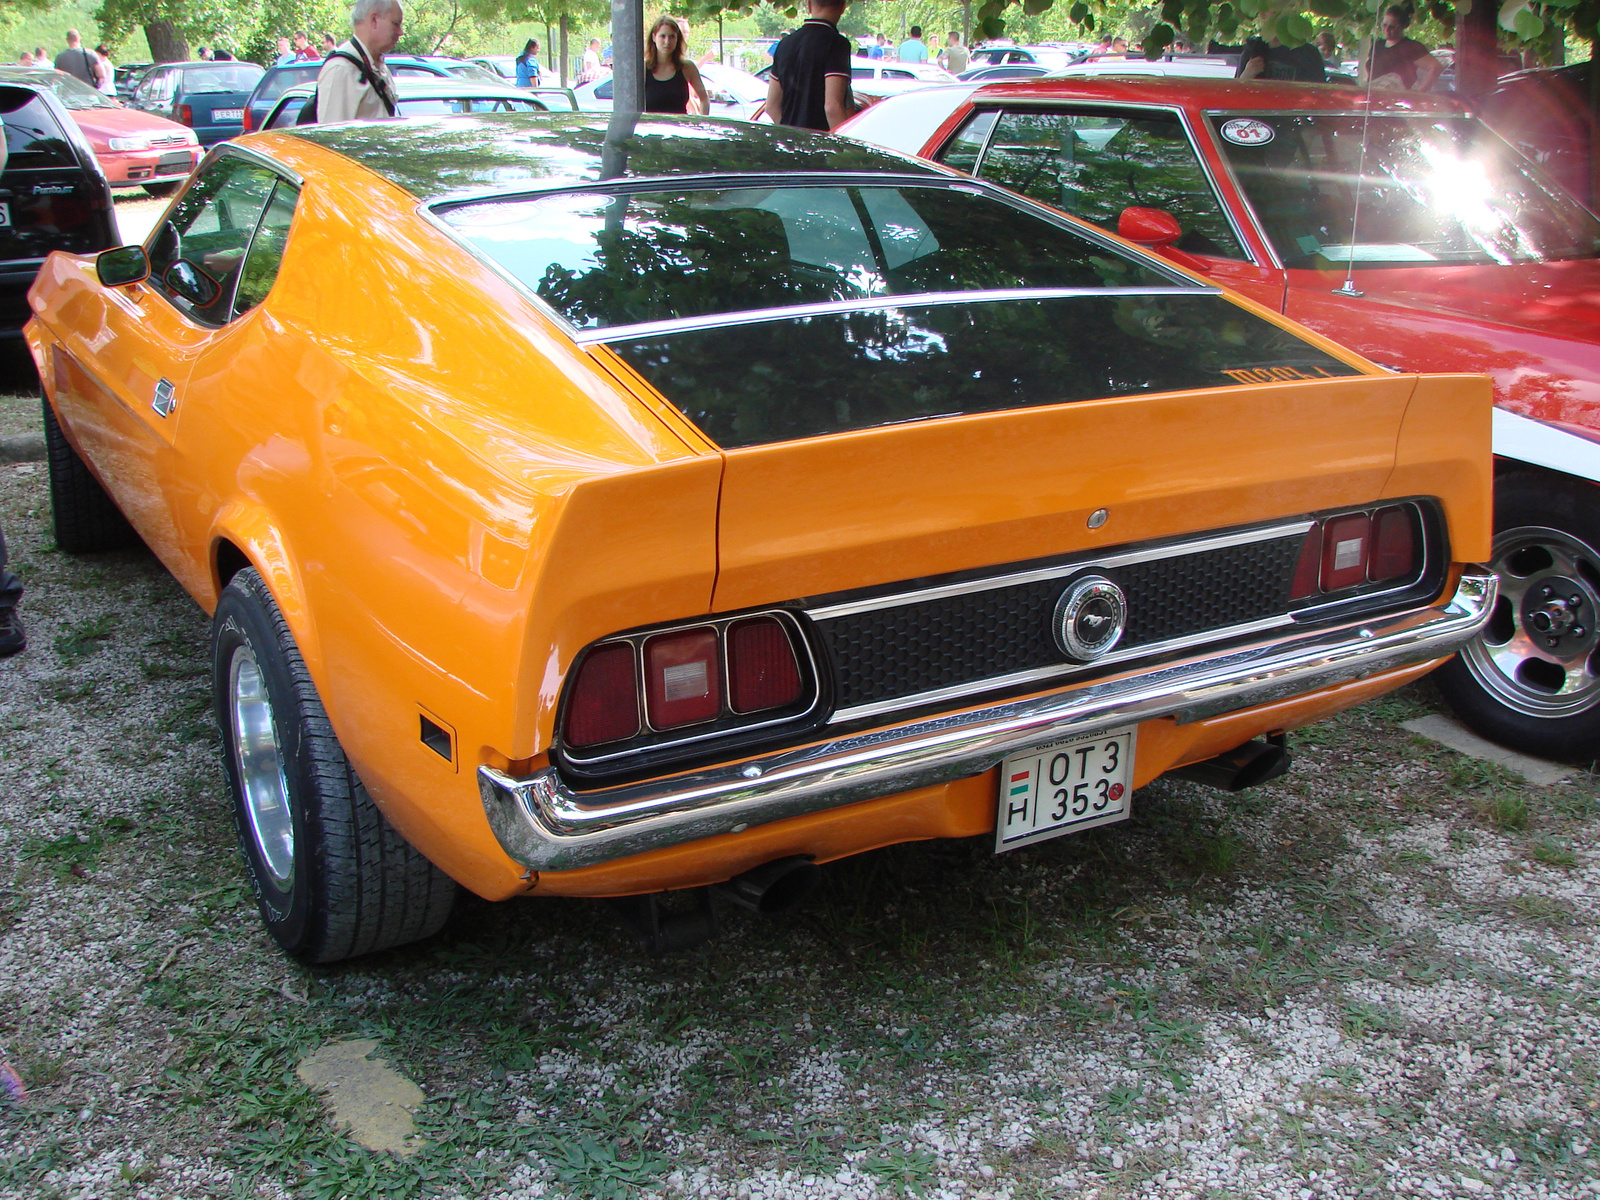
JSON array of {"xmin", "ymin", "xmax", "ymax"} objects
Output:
[
  {"xmin": 274, "ymin": 112, "xmax": 948, "ymax": 203},
  {"xmin": 970, "ymin": 75, "xmax": 1471, "ymax": 115}
]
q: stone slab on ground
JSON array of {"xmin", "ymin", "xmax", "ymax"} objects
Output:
[
  {"xmin": 295, "ymin": 1039, "xmax": 426, "ymax": 1156},
  {"xmin": 0, "ymin": 432, "xmax": 43, "ymax": 462},
  {"xmin": 1401, "ymin": 713, "xmax": 1577, "ymax": 786}
]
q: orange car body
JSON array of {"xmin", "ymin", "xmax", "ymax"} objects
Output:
[{"xmin": 26, "ymin": 116, "xmax": 1494, "ymax": 908}]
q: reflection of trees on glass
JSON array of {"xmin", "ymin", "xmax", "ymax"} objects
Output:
[
  {"xmin": 1219, "ymin": 114, "xmax": 1600, "ymax": 268},
  {"xmin": 446, "ymin": 183, "xmax": 1172, "ymax": 331},
  {"xmin": 974, "ymin": 109, "xmax": 1245, "ymax": 260},
  {"xmin": 613, "ymin": 295, "xmax": 1357, "ymax": 448},
  {"xmin": 301, "ymin": 113, "xmax": 909, "ymax": 203}
]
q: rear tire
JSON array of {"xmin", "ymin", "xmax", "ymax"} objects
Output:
[
  {"xmin": 1435, "ymin": 470, "xmax": 1600, "ymax": 764},
  {"xmin": 42, "ymin": 392, "xmax": 139, "ymax": 553},
  {"xmin": 212, "ymin": 568, "xmax": 456, "ymax": 963}
]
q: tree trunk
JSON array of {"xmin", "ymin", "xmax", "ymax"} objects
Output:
[
  {"xmin": 559, "ymin": 14, "xmax": 568, "ymax": 88},
  {"xmin": 1453, "ymin": 0, "xmax": 1499, "ymax": 99},
  {"xmin": 611, "ymin": 0, "xmax": 642, "ymax": 113},
  {"xmin": 144, "ymin": 20, "xmax": 188, "ymax": 63},
  {"xmin": 546, "ymin": 21, "xmax": 553, "ymax": 73},
  {"xmin": 961, "ymin": 0, "xmax": 972, "ymax": 44}
]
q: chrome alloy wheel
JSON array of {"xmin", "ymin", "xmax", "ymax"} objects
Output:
[
  {"xmin": 1460, "ymin": 525, "xmax": 1600, "ymax": 719},
  {"xmin": 229, "ymin": 644, "xmax": 295, "ymax": 887}
]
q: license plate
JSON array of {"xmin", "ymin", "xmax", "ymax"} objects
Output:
[
  {"xmin": 995, "ymin": 728, "xmax": 1135, "ymax": 852},
  {"xmin": 213, "ymin": 108, "xmax": 243, "ymax": 121},
  {"xmin": 0, "ymin": 203, "xmax": 10, "ymax": 228}
]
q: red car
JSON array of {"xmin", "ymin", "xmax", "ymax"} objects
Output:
[
  {"xmin": 844, "ymin": 76, "xmax": 1600, "ymax": 762},
  {"xmin": 0, "ymin": 67, "xmax": 200, "ymax": 196}
]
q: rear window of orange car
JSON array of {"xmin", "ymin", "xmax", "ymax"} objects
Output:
[
  {"xmin": 436, "ymin": 182, "xmax": 1175, "ymax": 331},
  {"xmin": 606, "ymin": 294, "xmax": 1361, "ymax": 447},
  {"xmin": 438, "ymin": 180, "xmax": 1360, "ymax": 447}
]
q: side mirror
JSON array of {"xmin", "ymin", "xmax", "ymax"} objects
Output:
[
  {"xmin": 164, "ymin": 260, "xmax": 220, "ymax": 308},
  {"xmin": 1117, "ymin": 206, "xmax": 1183, "ymax": 249},
  {"xmin": 96, "ymin": 245, "xmax": 149, "ymax": 287}
]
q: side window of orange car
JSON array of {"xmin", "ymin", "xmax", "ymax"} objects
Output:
[
  {"xmin": 232, "ymin": 181, "xmax": 299, "ymax": 317},
  {"xmin": 147, "ymin": 156, "xmax": 282, "ymax": 326},
  {"xmin": 966, "ymin": 107, "xmax": 1247, "ymax": 261}
]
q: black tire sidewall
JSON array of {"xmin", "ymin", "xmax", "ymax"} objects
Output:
[
  {"xmin": 1436, "ymin": 469, "xmax": 1600, "ymax": 762},
  {"xmin": 211, "ymin": 573, "xmax": 315, "ymax": 955}
]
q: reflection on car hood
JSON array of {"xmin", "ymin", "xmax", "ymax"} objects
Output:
[{"xmin": 1338, "ymin": 259, "xmax": 1600, "ymax": 344}]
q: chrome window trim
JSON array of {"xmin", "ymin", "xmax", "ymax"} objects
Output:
[
  {"xmin": 560, "ymin": 608, "xmax": 823, "ymax": 768},
  {"xmin": 806, "ymin": 519, "xmax": 1315, "ymax": 620},
  {"xmin": 577, "ymin": 287, "xmax": 1219, "ymax": 345},
  {"xmin": 957, "ymin": 99, "xmax": 1260, "ymax": 269},
  {"xmin": 416, "ymin": 172, "xmax": 1204, "ymax": 344},
  {"xmin": 829, "ymin": 613, "xmax": 1296, "ymax": 724}
]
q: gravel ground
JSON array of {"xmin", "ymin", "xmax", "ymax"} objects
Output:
[{"xmin": 2, "ymin": 366, "xmax": 1598, "ymax": 1200}]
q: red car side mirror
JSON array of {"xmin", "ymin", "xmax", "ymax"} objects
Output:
[{"xmin": 1117, "ymin": 206, "xmax": 1183, "ymax": 248}]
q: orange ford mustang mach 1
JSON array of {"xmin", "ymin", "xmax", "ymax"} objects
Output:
[{"xmin": 27, "ymin": 114, "xmax": 1494, "ymax": 960}]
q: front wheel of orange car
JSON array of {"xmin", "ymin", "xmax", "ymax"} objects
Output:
[
  {"xmin": 1435, "ymin": 471, "xmax": 1600, "ymax": 765},
  {"xmin": 211, "ymin": 568, "xmax": 456, "ymax": 963}
]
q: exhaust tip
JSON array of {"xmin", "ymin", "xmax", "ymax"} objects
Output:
[
  {"xmin": 1170, "ymin": 736, "xmax": 1292, "ymax": 792},
  {"xmin": 715, "ymin": 855, "xmax": 819, "ymax": 915}
]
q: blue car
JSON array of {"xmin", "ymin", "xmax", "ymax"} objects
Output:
[{"xmin": 131, "ymin": 61, "xmax": 266, "ymax": 146}]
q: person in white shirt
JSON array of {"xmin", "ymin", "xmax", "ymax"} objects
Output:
[
  {"xmin": 316, "ymin": 0, "xmax": 402, "ymax": 122},
  {"xmin": 579, "ymin": 38, "xmax": 603, "ymax": 83}
]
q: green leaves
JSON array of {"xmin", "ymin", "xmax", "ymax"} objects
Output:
[
  {"xmin": 1023, "ymin": 0, "xmax": 1055, "ymax": 15},
  {"xmin": 1142, "ymin": 22, "xmax": 1177, "ymax": 58}
]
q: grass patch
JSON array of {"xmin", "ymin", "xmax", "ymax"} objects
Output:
[
  {"xmin": 1530, "ymin": 836, "xmax": 1577, "ymax": 867},
  {"xmin": 1476, "ymin": 792, "xmax": 1531, "ymax": 831},
  {"xmin": 52, "ymin": 614, "xmax": 117, "ymax": 663}
]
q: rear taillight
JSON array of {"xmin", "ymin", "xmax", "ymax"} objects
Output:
[
  {"xmin": 177, "ymin": 104, "xmax": 192, "ymax": 125},
  {"xmin": 1370, "ymin": 506, "xmax": 1416, "ymax": 581},
  {"xmin": 727, "ymin": 617, "xmax": 803, "ymax": 713},
  {"xmin": 1320, "ymin": 513, "xmax": 1370, "ymax": 591},
  {"xmin": 240, "ymin": 108, "xmax": 253, "ymax": 131},
  {"xmin": 564, "ymin": 642, "xmax": 640, "ymax": 747},
  {"xmin": 562, "ymin": 614, "xmax": 808, "ymax": 751},
  {"xmin": 645, "ymin": 628, "xmax": 721, "ymax": 729},
  {"xmin": 1290, "ymin": 505, "xmax": 1422, "ymax": 603}
]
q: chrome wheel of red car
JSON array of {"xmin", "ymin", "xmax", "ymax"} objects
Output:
[
  {"xmin": 1437, "ymin": 473, "xmax": 1600, "ymax": 763},
  {"xmin": 1463, "ymin": 527, "xmax": 1600, "ymax": 716}
]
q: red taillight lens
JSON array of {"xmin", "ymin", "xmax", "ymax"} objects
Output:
[
  {"xmin": 564, "ymin": 643, "xmax": 640, "ymax": 747},
  {"xmin": 1289, "ymin": 524, "xmax": 1323, "ymax": 600},
  {"xmin": 1320, "ymin": 513, "xmax": 1371, "ymax": 591},
  {"xmin": 644, "ymin": 628, "xmax": 721, "ymax": 729},
  {"xmin": 727, "ymin": 617, "xmax": 802, "ymax": 713},
  {"xmin": 1369, "ymin": 506, "xmax": 1417, "ymax": 582},
  {"xmin": 241, "ymin": 108, "xmax": 253, "ymax": 131}
]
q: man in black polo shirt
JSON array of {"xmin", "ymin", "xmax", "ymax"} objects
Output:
[{"xmin": 766, "ymin": 0, "xmax": 852, "ymax": 131}]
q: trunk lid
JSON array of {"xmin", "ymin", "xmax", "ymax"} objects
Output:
[{"xmin": 712, "ymin": 373, "xmax": 1422, "ymax": 609}]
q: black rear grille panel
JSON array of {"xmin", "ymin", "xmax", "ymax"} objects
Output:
[{"xmin": 817, "ymin": 534, "xmax": 1304, "ymax": 713}]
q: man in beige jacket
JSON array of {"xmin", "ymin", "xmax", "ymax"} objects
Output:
[{"xmin": 316, "ymin": 0, "xmax": 403, "ymax": 123}]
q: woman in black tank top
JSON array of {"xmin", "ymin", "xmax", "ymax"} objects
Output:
[{"xmin": 643, "ymin": 16, "xmax": 709, "ymax": 114}]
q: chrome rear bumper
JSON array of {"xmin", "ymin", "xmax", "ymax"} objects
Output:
[{"xmin": 480, "ymin": 569, "xmax": 1495, "ymax": 872}]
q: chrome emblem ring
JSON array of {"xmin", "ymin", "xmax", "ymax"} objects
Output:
[{"xmin": 1054, "ymin": 575, "xmax": 1127, "ymax": 662}]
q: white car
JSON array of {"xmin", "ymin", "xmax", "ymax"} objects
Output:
[
  {"xmin": 1054, "ymin": 54, "xmax": 1238, "ymax": 79},
  {"xmin": 572, "ymin": 62, "xmax": 768, "ymax": 119},
  {"xmin": 849, "ymin": 61, "xmax": 957, "ymax": 84}
]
